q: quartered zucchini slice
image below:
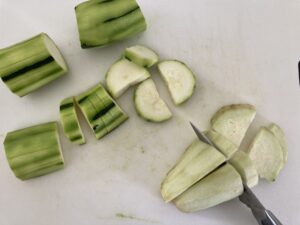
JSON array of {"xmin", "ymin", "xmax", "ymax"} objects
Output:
[{"xmin": 124, "ymin": 45, "xmax": 158, "ymax": 68}]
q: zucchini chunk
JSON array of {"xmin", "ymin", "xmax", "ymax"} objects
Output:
[
  {"xmin": 106, "ymin": 58, "xmax": 150, "ymax": 98},
  {"xmin": 158, "ymin": 60, "xmax": 196, "ymax": 105},
  {"xmin": 0, "ymin": 33, "xmax": 68, "ymax": 97},
  {"xmin": 134, "ymin": 79, "xmax": 172, "ymax": 122},
  {"xmin": 3, "ymin": 122, "xmax": 64, "ymax": 180},
  {"xmin": 124, "ymin": 45, "xmax": 158, "ymax": 67},
  {"xmin": 211, "ymin": 104, "xmax": 256, "ymax": 146},
  {"xmin": 60, "ymin": 97, "xmax": 85, "ymax": 145},
  {"xmin": 75, "ymin": 0, "xmax": 147, "ymax": 48},
  {"xmin": 160, "ymin": 139, "xmax": 226, "ymax": 202}
]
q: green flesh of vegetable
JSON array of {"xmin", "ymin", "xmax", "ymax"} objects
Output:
[
  {"xmin": 3, "ymin": 122, "xmax": 64, "ymax": 180},
  {"xmin": 0, "ymin": 33, "xmax": 68, "ymax": 97},
  {"xmin": 75, "ymin": 0, "xmax": 147, "ymax": 48},
  {"xmin": 60, "ymin": 97, "xmax": 86, "ymax": 145},
  {"xmin": 124, "ymin": 45, "xmax": 158, "ymax": 68},
  {"xmin": 75, "ymin": 83, "xmax": 128, "ymax": 139}
]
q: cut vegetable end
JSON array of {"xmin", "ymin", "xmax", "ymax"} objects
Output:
[
  {"xmin": 160, "ymin": 139, "xmax": 226, "ymax": 202},
  {"xmin": 158, "ymin": 60, "xmax": 196, "ymax": 105},
  {"xmin": 3, "ymin": 122, "xmax": 64, "ymax": 180},
  {"xmin": 247, "ymin": 127, "xmax": 284, "ymax": 182},
  {"xmin": 134, "ymin": 79, "xmax": 172, "ymax": 122},
  {"xmin": 106, "ymin": 58, "xmax": 150, "ymax": 98},
  {"xmin": 211, "ymin": 104, "xmax": 256, "ymax": 146},
  {"xmin": 124, "ymin": 45, "xmax": 159, "ymax": 67}
]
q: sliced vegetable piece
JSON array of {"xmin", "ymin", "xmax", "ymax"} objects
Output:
[
  {"xmin": 106, "ymin": 58, "xmax": 150, "ymax": 98},
  {"xmin": 75, "ymin": 83, "xmax": 128, "ymax": 139},
  {"xmin": 160, "ymin": 139, "xmax": 226, "ymax": 202},
  {"xmin": 204, "ymin": 130, "xmax": 238, "ymax": 159},
  {"xmin": 3, "ymin": 122, "xmax": 64, "ymax": 180},
  {"xmin": 134, "ymin": 79, "xmax": 172, "ymax": 122},
  {"xmin": 124, "ymin": 45, "xmax": 158, "ymax": 67},
  {"xmin": 174, "ymin": 164, "xmax": 243, "ymax": 212},
  {"xmin": 75, "ymin": 0, "xmax": 147, "ymax": 48},
  {"xmin": 267, "ymin": 123, "xmax": 288, "ymax": 164},
  {"xmin": 229, "ymin": 151, "xmax": 258, "ymax": 188},
  {"xmin": 60, "ymin": 97, "xmax": 85, "ymax": 145},
  {"xmin": 247, "ymin": 127, "xmax": 284, "ymax": 182},
  {"xmin": 0, "ymin": 33, "xmax": 68, "ymax": 97},
  {"xmin": 158, "ymin": 60, "xmax": 196, "ymax": 105},
  {"xmin": 211, "ymin": 104, "xmax": 256, "ymax": 146}
]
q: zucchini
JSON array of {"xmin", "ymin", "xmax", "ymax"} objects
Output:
[
  {"xmin": 267, "ymin": 123, "xmax": 288, "ymax": 164},
  {"xmin": 106, "ymin": 58, "xmax": 150, "ymax": 98},
  {"xmin": 75, "ymin": 83, "xmax": 128, "ymax": 139},
  {"xmin": 75, "ymin": 0, "xmax": 147, "ymax": 48},
  {"xmin": 60, "ymin": 97, "xmax": 85, "ymax": 145},
  {"xmin": 3, "ymin": 122, "xmax": 64, "ymax": 180},
  {"xmin": 174, "ymin": 164, "xmax": 243, "ymax": 212},
  {"xmin": 229, "ymin": 151, "xmax": 258, "ymax": 188},
  {"xmin": 134, "ymin": 79, "xmax": 172, "ymax": 122},
  {"xmin": 204, "ymin": 130, "xmax": 238, "ymax": 159},
  {"xmin": 247, "ymin": 127, "xmax": 284, "ymax": 182},
  {"xmin": 158, "ymin": 60, "xmax": 196, "ymax": 105},
  {"xmin": 211, "ymin": 104, "xmax": 256, "ymax": 146},
  {"xmin": 160, "ymin": 139, "xmax": 226, "ymax": 202},
  {"xmin": 0, "ymin": 33, "xmax": 68, "ymax": 97},
  {"xmin": 124, "ymin": 45, "xmax": 158, "ymax": 68}
]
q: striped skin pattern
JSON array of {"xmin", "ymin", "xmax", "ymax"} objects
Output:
[
  {"xmin": 0, "ymin": 33, "xmax": 68, "ymax": 97},
  {"xmin": 3, "ymin": 122, "xmax": 64, "ymax": 180},
  {"xmin": 75, "ymin": 0, "xmax": 147, "ymax": 48},
  {"xmin": 75, "ymin": 83, "xmax": 128, "ymax": 139},
  {"xmin": 60, "ymin": 97, "xmax": 86, "ymax": 145}
]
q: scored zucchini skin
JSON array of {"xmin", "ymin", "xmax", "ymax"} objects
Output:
[
  {"xmin": 3, "ymin": 122, "xmax": 64, "ymax": 180},
  {"xmin": 0, "ymin": 33, "xmax": 68, "ymax": 97},
  {"xmin": 124, "ymin": 45, "xmax": 159, "ymax": 68},
  {"xmin": 75, "ymin": 83, "xmax": 128, "ymax": 139},
  {"xmin": 60, "ymin": 97, "xmax": 86, "ymax": 145},
  {"xmin": 75, "ymin": 0, "xmax": 147, "ymax": 48}
]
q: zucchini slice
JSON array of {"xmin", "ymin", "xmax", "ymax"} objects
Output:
[
  {"xmin": 3, "ymin": 122, "xmax": 64, "ymax": 180},
  {"xmin": 160, "ymin": 139, "xmax": 226, "ymax": 202},
  {"xmin": 124, "ymin": 45, "xmax": 158, "ymax": 67},
  {"xmin": 0, "ymin": 33, "xmax": 68, "ymax": 97},
  {"xmin": 75, "ymin": 0, "xmax": 147, "ymax": 48},
  {"xmin": 229, "ymin": 151, "xmax": 259, "ymax": 188},
  {"xmin": 267, "ymin": 123, "xmax": 288, "ymax": 164},
  {"xmin": 158, "ymin": 60, "xmax": 196, "ymax": 105},
  {"xmin": 211, "ymin": 104, "xmax": 256, "ymax": 146},
  {"xmin": 75, "ymin": 83, "xmax": 128, "ymax": 139},
  {"xmin": 204, "ymin": 130, "xmax": 238, "ymax": 159},
  {"xmin": 134, "ymin": 79, "xmax": 172, "ymax": 122},
  {"xmin": 106, "ymin": 58, "xmax": 150, "ymax": 98},
  {"xmin": 247, "ymin": 127, "xmax": 284, "ymax": 182},
  {"xmin": 60, "ymin": 97, "xmax": 85, "ymax": 145},
  {"xmin": 174, "ymin": 164, "xmax": 243, "ymax": 212}
]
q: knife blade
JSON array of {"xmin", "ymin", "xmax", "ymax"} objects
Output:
[{"xmin": 189, "ymin": 122, "xmax": 283, "ymax": 225}]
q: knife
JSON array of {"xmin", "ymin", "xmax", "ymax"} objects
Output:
[{"xmin": 190, "ymin": 122, "xmax": 283, "ymax": 225}]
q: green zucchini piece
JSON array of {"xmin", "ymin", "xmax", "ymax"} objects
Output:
[
  {"xmin": 106, "ymin": 58, "xmax": 150, "ymax": 98},
  {"xmin": 75, "ymin": 0, "xmax": 147, "ymax": 48},
  {"xmin": 229, "ymin": 151, "xmax": 258, "ymax": 188},
  {"xmin": 158, "ymin": 60, "xmax": 196, "ymax": 105},
  {"xmin": 174, "ymin": 164, "xmax": 243, "ymax": 212},
  {"xmin": 204, "ymin": 130, "xmax": 238, "ymax": 159},
  {"xmin": 3, "ymin": 122, "xmax": 64, "ymax": 180},
  {"xmin": 247, "ymin": 127, "xmax": 284, "ymax": 182},
  {"xmin": 0, "ymin": 33, "xmax": 68, "ymax": 97},
  {"xmin": 160, "ymin": 139, "xmax": 226, "ymax": 202},
  {"xmin": 75, "ymin": 83, "xmax": 128, "ymax": 139},
  {"xmin": 267, "ymin": 123, "xmax": 288, "ymax": 164},
  {"xmin": 134, "ymin": 79, "xmax": 172, "ymax": 122},
  {"xmin": 60, "ymin": 97, "xmax": 85, "ymax": 145},
  {"xmin": 124, "ymin": 45, "xmax": 158, "ymax": 67},
  {"xmin": 211, "ymin": 104, "xmax": 256, "ymax": 146}
]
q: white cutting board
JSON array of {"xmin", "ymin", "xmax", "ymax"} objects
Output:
[{"xmin": 0, "ymin": 0, "xmax": 299, "ymax": 224}]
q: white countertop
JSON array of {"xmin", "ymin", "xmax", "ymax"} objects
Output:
[{"xmin": 0, "ymin": 0, "xmax": 300, "ymax": 224}]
